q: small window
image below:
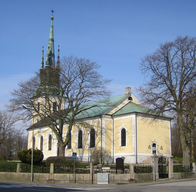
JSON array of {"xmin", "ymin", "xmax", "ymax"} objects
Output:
[
  {"xmin": 90, "ymin": 128, "xmax": 95, "ymax": 148},
  {"xmin": 152, "ymin": 143, "xmax": 156, "ymax": 148},
  {"xmin": 38, "ymin": 102, "xmax": 40, "ymax": 113},
  {"xmin": 78, "ymin": 130, "xmax": 83, "ymax": 149},
  {"xmin": 40, "ymin": 136, "xmax": 43, "ymax": 151},
  {"xmin": 152, "ymin": 143, "xmax": 157, "ymax": 154},
  {"xmin": 53, "ymin": 102, "xmax": 57, "ymax": 112},
  {"xmin": 48, "ymin": 135, "xmax": 52, "ymax": 150},
  {"xmin": 121, "ymin": 128, "xmax": 126, "ymax": 146}
]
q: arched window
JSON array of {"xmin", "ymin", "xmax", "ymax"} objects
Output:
[
  {"xmin": 48, "ymin": 134, "xmax": 52, "ymax": 150},
  {"xmin": 121, "ymin": 128, "xmax": 126, "ymax": 146},
  {"xmin": 90, "ymin": 128, "xmax": 95, "ymax": 148},
  {"xmin": 78, "ymin": 130, "xmax": 83, "ymax": 149},
  {"xmin": 33, "ymin": 136, "xmax": 36, "ymax": 149},
  {"xmin": 40, "ymin": 136, "xmax": 43, "ymax": 151}
]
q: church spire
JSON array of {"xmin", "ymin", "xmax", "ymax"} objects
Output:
[{"xmin": 45, "ymin": 10, "xmax": 55, "ymax": 68}]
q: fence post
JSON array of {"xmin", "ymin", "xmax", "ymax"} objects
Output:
[
  {"xmin": 192, "ymin": 163, "xmax": 196, "ymax": 173},
  {"xmin": 168, "ymin": 157, "xmax": 173, "ymax": 179},
  {"xmin": 151, "ymin": 155, "xmax": 159, "ymax": 180},
  {"xmin": 49, "ymin": 163, "xmax": 54, "ymax": 180},
  {"xmin": 90, "ymin": 162, "xmax": 94, "ymax": 183},
  {"xmin": 129, "ymin": 164, "xmax": 135, "ymax": 179},
  {"xmin": 16, "ymin": 163, "xmax": 21, "ymax": 173}
]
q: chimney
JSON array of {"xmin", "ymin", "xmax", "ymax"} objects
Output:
[{"xmin": 125, "ymin": 87, "xmax": 131, "ymax": 94}]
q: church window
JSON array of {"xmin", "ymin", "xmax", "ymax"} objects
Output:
[
  {"xmin": 48, "ymin": 134, "xmax": 52, "ymax": 150},
  {"xmin": 121, "ymin": 128, "xmax": 126, "ymax": 146},
  {"xmin": 40, "ymin": 136, "xmax": 43, "ymax": 151},
  {"xmin": 53, "ymin": 102, "xmax": 57, "ymax": 112},
  {"xmin": 78, "ymin": 130, "xmax": 83, "ymax": 149},
  {"xmin": 90, "ymin": 128, "xmax": 95, "ymax": 148}
]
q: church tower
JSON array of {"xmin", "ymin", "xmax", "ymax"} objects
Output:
[
  {"xmin": 33, "ymin": 11, "xmax": 63, "ymax": 120},
  {"xmin": 35, "ymin": 10, "xmax": 60, "ymax": 98}
]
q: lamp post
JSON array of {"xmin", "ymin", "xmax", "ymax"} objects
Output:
[
  {"xmin": 152, "ymin": 146, "xmax": 156, "ymax": 181},
  {"xmin": 87, "ymin": 131, "xmax": 90, "ymax": 163},
  {"xmin": 22, "ymin": 104, "xmax": 34, "ymax": 182}
]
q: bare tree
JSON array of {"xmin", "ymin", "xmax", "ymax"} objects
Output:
[
  {"xmin": 138, "ymin": 36, "xmax": 196, "ymax": 166},
  {"xmin": 0, "ymin": 110, "xmax": 26, "ymax": 160},
  {"xmin": 9, "ymin": 56, "xmax": 111, "ymax": 157},
  {"xmin": 171, "ymin": 122, "xmax": 182, "ymax": 158},
  {"xmin": 183, "ymin": 85, "xmax": 196, "ymax": 159}
]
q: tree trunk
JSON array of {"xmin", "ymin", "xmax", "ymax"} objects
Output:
[
  {"xmin": 191, "ymin": 130, "xmax": 194, "ymax": 159},
  {"xmin": 58, "ymin": 142, "xmax": 65, "ymax": 157},
  {"xmin": 178, "ymin": 114, "xmax": 190, "ymax": 166}
]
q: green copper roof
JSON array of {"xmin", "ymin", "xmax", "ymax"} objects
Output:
[
  {"xmin": 74, "ymin": 93, "xmax": 131, "ymax": 120},
  {"xmin": 45, "ymin": 15, "xmax": 55, "ymax": 67},
  {"xmin": 113, "ymin": 102, "xmax": 170, "ymax": 118},
  {"xmin": 27, "ymin": 92, "xmax": 171, "ymax": 130}
]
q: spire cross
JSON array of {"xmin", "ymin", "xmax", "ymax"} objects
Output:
[{"xmin": 51, "ymin": 9, "xmax": 54, "ymax": 16}]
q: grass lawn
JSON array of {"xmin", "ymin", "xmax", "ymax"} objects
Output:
[{"xmin": 173, "ymin": 158, "xmax": 196, "ymax": 163}]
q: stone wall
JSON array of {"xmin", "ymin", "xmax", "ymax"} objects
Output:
[{"xmin": 0, "ymin": 161, "xmax": 195, "ymax": 184}]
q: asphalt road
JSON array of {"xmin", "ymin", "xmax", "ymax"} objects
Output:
[
  {"xmin": 0, "ymin": 183, "xmax": 85, "ymax": 192},
  {"xmin": 0, "ymin": 180, "xmax": 196, "ymax": 192}
]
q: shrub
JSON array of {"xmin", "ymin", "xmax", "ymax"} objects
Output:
[
  {"xmin": 17, "ymin": 149, "xmax": 43, "ymax": 165},
  {"xmin": 17, "ymin": 149, "xmax": 29, "ymax": 164},
  {"xmin": 46, "ymin": 156, "xmax": 78, "ymax": 167}
]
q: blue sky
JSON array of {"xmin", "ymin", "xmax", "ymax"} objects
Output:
[{"xmin": 1, "ymin": 0, "xmax": 196, "ymax": 109}]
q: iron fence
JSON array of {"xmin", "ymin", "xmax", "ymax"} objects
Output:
[
  {"xmin": 20, "ymin": 163, "xmax": 50, "ymax": 173},
  {"xmin": 54, "ymin": 164, "xmax": 90, "ymax": 174},
  {"xmin": 93, "ymin": 164, "xmax": 129, "ymax": 174},
  {"xmin": 134, "ymin": 165, "xmax": 152, "ymax": 173}
]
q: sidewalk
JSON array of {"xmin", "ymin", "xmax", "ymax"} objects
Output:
[{"xmin": 0, "ymin": 178, "xmax": 196, "ymax": 190}]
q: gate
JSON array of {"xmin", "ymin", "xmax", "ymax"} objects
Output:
[{"xmin": 158, "ymin": 156, "xmax": 168, "ymax": 179}]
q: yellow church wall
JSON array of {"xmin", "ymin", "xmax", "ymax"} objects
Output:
[
  {"xmin": 137, "ymin": 117, "xmax": 170, "ymax": 155},
  {"xmin": 28, "ymin": 113, "xmax": 171, "ymax": 162},
  {"xmin": 105, "ymin": 119, "xmax": 112, "ymax": 153},
  {"xmin": 113, "ymin": 117, "xmax": 132, "ymax": 154},
  {"xmin": 27, "ymin": 119, "xmax": 102, "ymax": 159},
  {"xmin": 28, "ymin": 128, "xmax": 56, "ymax": 157},
  {"xmin": 63, "ymin": 119, "xmax": 102, "ymax": 157}
]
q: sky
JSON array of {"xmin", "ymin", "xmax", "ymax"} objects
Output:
[{"xmin": 1, "ymin": 0, "xmax": 196, "ymax": 110}]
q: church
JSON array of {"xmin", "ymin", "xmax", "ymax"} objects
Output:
[{"xmin": 27, "ymin": 13, "xmax": 172, "ymax": 164}]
